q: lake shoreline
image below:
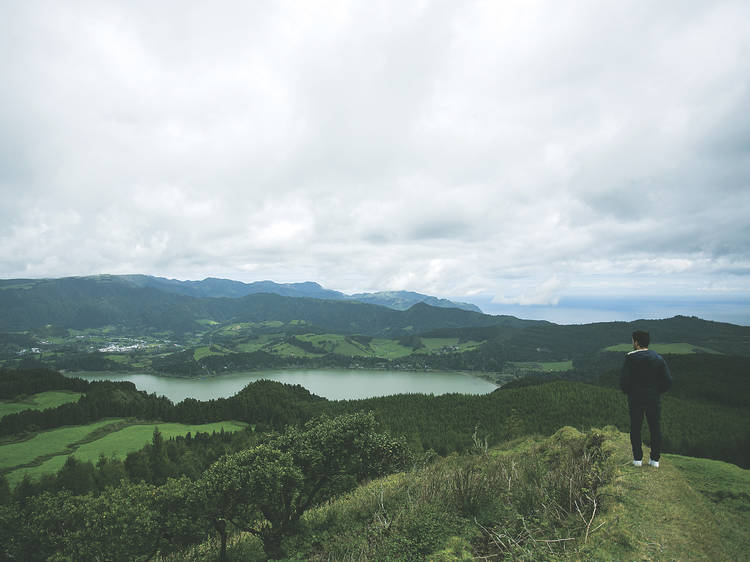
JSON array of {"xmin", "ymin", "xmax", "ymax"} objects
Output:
[
  {"xmin": 63, "ymin": 366, "xmax": 503, "ymax": 384},
  {"xmin": 62, "ymin": 368, "xmax": 501, "ymax": 402}
]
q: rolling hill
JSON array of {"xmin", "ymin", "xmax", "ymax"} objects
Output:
[
  {"xmin": 0, "ymin": 276, "xmax": 501, "ymax": 335},
  {"xmin": 6, "ymin": 275, "xmax": 482, "ymax": 312}
]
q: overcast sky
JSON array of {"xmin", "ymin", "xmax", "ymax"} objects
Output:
[{"xmin": 1, "ymin": 1, "xmax": 749, "ymax": 324}]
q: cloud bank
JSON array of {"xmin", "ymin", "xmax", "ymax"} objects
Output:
[{"xmin": 1, "ymin": 1, "xmax": 749, "ymax": 321}]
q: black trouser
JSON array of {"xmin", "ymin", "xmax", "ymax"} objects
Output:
[{"xmin": 628, "ymin": 398, "xmax": 662, "ymax": 462}]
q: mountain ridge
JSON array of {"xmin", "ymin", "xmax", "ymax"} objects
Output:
[
  {"xmin": 0, "ymin": 276, "xmax": 507, "ymax": 336},
  {"xmin": 1, "ymin": 276, "xmax": 749, "ymax": 358},
  {"xmin": 105, "ymin": 274, "xmax": 483, "ymax": 312}
]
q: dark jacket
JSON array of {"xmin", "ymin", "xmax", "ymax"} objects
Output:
[{"xmin": 620, "ymin": 349, "xmax": 672, "ymax": 403}]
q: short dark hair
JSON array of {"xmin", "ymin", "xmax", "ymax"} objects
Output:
[{"xmin": 632, "ymin": 330, "xmax": 650, "ymax": 348}]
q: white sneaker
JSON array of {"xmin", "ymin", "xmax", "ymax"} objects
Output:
[
  {"xmin": 649, "ymin": 460, "xmax": 659, "ymax": 468},
  {"xmin": 632, "ymin": 460, "xmax": 642, "ymax": 467}
]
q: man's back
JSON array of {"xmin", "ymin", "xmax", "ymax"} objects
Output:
[
  {"xmin": 620, "ymin": 348, "xmax": 672, "ymax": 402},
  {"xmin": 621, "ymin": 331, "xmax": 672, "ymax": 466}
]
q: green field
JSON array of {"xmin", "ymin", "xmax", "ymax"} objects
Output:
[
  {"xmin": 0, "ymin": 390, "xmax": 83, "ymax": 418},
  {"xmin": 414, "ymin": 337, "xmax": 483, "ymax": 355},
  {"xmin": 582, "ymin": 437, "xmax": 750, "ymax": 561},
  {"xmin": 0, "ymin": 419, "xmax": 125, "ymax": 471},
  {"xmin": 193, "ymin": 345, "xmax": 229, "ymax": 361},
  {"xmin": 290, "ymin": 335, "xmax": 483, "ymax": 359},
  {"xmin": 665, "ymin": 453, "xmax": 750, "ymax": 559},
  {"xmin": 367, "ymin": 338, "xmax": 415, "ymax": 358},
  {"xmin": 222, "ymin": 333, "xmax": 486, "ymax": 361},
  {"xmin": 507, "ymin": 360, "xmax": 574, "ymax": 372},
  {"xmin": 603, "ymin": 343, "xmax": 722, "ymax": 354},
  {"xmin": 289, "ymin": 334, "xmax": 411, "ymax": 358},
  {"xmin": 2, "ymin": 420, "xmax": 248, "ymax": 485}
]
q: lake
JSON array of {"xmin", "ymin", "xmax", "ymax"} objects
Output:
[{"xmin": 65, "ymin": 369, "xmax": 498, "ymax": 402}]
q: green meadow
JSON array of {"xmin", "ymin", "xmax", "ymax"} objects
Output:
[
  {"xmin": 201, "ymin": 333, "xmax": 487, "ymax": 361},
  {"xmin": 0, "ymin": 390, "xmax": 83, "ymax": 418},
  {"xmin": 583, "ymin": 439, "xmax": 750, "ymax": 560},
  {"xmin": 0, "ymin": 419, "xmax": 125, "ymax": 471},
  {"xmin": 294, "ymin": 334, "xmax": 416, "ymax": 358},
  {"xmin": 2, "ymin": 420, "xmax": 247, "ymax": 486},
  {"xmin": 507, "ymin": 360, "xmax": 574, "ymax": 372},
  {"xmin": 413, "ymin": 337, "xmax": 483, "ymax": 355},
  {"xmin": 225, "ymin": 428, "xmax": 750, "ymax": 561},
  {"xmin": 193, "ymin": 345, "xmax": 230, "ymax": 361}
]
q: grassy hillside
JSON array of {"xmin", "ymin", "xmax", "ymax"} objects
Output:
[
  {"xmin": 157, "ymin": 428, "xmax": 750, "ymax": 561},
  {"xmin": 580, "ymin": 436, "xmax": 750, "ymax": 560},
  {"xmin": 0, "ymin": 366, "xmax": 747, "ymax": 560}
]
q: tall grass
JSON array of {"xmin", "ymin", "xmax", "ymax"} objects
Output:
[{"xmin": 286, "ymin": 426, "xmax": 617, "ymax": 560}]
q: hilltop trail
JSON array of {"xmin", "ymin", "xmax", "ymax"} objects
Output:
[{"xmin": 587, "ymin": 431, "xmax": 748, "ymax": 560}]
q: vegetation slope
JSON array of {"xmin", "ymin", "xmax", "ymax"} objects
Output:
[{"xmin": 0, "ymin": 364, "xmax": 748, "ymax": 560}]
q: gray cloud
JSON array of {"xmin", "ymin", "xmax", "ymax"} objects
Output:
[{"xmin": 1, "ymin": 1, "xmax": 749, "ymax": 320}]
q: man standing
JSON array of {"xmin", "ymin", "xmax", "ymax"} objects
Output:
[{"xmin": 620, "ymin": 330, "xmax": 672, "ymax": 467}]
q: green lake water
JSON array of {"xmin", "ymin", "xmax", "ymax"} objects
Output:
[{"xmin": 66, "ymin": 369, "xmax": 497, "ymax": 402}]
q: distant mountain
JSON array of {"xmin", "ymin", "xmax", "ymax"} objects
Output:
[
  {"xmin": 117, "ymin": 275, "xmax": 346, "ymax": 301},
  {"xmin": 0, "ymin": 276, "xmax": 507, "ymax": 336},
  {"xmin": 348, "ymin": 290, "xmax": 481, "ymax": 312},
  {"xmin": 3, "ymin": 276, "xmax": 748, "ymax": 357},
  {"xmin": 114, "ymin": 275, "xmax": 482, "ymax": 312}
]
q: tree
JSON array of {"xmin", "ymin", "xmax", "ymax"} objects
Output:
[
  {"xmin": 197, "ymin": 445, "xmax": 302, "ymax": 560},
  {"xmin": 56, "ymin": 455, "xmax": 95, "ymax": 495},
  {"xmin": 153, "ymin": 476, "xmax": 211, "ymax": 557},
  {"xmin": 197, "ymin": 412, "xmax": 411, "ymax": 559},
  {"xmin": 149, "ymin": 426, "xmax": 175, "ymax": 484},
  {"xmin": 0, "ymin": 503, "xmax": 23, "ymax": 560},
  {"xmin": 125, "ymin": 450, "xmax": 152, "ymax": 483},
  {"xmin": 0, "ymin": 474, "xmax": 10, "ymax": 505},
  {"xmin": 13, "ymin": 474, "xmax": 37, "ymax": 509},
  {"xmin": 269, "ymin": 411, "xmax": 412, "ymax": 504},
  {"xmin": 261, "ymin": 411, "xmax": 411, "ymax": 557},
  {"xmin": 94, "ymin": 454, "xmax": 128, "ymax": 490},
  {"xmin": 22, "ymin": 483, "xmax": 164, "ymax": 561}
]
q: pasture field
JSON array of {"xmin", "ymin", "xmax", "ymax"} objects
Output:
[
  {"xmin": 233, "ymin": 334, "xmax": 275, "ymax": 353},
  {"xmin": 291, "ymin": 335, "xmax": 484, "ymax": 360},
  {"xmin": 507, "ymin": 360, "xmax": 574, "ymax": 372},
  {"xmin": 0, "ymin": 390, "xmax": 83, "ymax": 418},
  {"xmin": 221, "ymin": 333, "xmax": 485, "ymax": 361},
  {"xmin": 293, "ymin": 334, "xmax": 405, "ymax": 358},
  {"xmin": 3, "ymin": 420, "xmax": 248, "ymax": 485},
  {"xmin": 290, "ymin": 334, "xmax": 412, "ymax": 358},
  {"xmin": 416, "ymin": 337, "xmax": 483, "ymax": 355},
  {"xmin": 0, "ymin": 419, "xmax": 125, "ymax": 470},
  {"xmin": 193, "ymin": 345, "xmax": 230, "ymax": 361},
  {"xmin": 268, "ymin": 341, "xmax": 322, "ymax": 358},
  {"xmin": 368, "ymin": 338, "xmax": 415, "ymax": 358},
  {"xmin": 298, "ymin": 335, "xmax": 361, "ymax": 356},
  {"xmin": 602, "ymin": 343, "xmax": 722, "ymax": 354},
  {"xmin": 69, "ymin": 421, "xmax": 247, "ymax": 464}
]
